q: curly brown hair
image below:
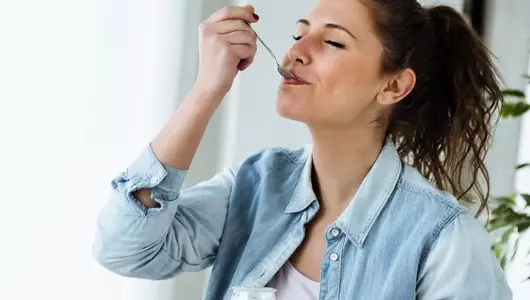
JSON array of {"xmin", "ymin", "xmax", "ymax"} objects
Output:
[{"xmin": 366, "ymin": 1, "xmax": 503, "ymax": 216}]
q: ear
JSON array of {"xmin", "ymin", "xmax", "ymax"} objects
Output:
[{"xmin": 377, "ymin": 68, "xmax": 416, "ymax": 105}]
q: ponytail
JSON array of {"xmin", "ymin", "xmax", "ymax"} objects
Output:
[{"xmin": 368, "ymin": 1, "xmax": 503, "ymax": 216}]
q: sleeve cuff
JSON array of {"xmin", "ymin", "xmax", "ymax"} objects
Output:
[{"xmin": 111, "ymin": 144, "xmax": 188, "ymax": 213}]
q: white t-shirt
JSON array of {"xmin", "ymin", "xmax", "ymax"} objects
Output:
[{"xmin": 268, "ymin": 261, "xmax": 320, "ymax": 299}]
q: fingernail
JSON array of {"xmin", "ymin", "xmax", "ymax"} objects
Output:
[{"xmin": 253, "ymin": 13, "xmax": 259, "ymax": 21}]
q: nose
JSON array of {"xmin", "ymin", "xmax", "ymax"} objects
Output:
[{"xmin": 282, "ymin": 40, "xmax": 311, "ymax": 68}]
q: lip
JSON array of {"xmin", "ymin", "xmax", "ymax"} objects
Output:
[
  {"xmin": 282, "ymin": 70, "xmax": 310, "ymax": 85},
  {"xmin": 281, "ymin": 77, "xmax": 307, "ymax": 85}
]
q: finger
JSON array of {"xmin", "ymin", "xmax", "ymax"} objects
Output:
[
  {"xmin": 205, "ymin": 5, "xmax": 257, "ymax": 25},
  {"xmin": 221, "ymin": 31, "xmax": 256, "ymax": 46},
  {"xmin": 231, "ymin": 44, "xmax": 256, "ymax": 61},
  {"xmin": 215, "ymin": 19, "xmax": 253, "ymax": 35},
  {"xmin": 238, "ymin": 57, "xmax": 254, "ymax": 71}
]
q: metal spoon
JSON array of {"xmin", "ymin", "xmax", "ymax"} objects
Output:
[{"xmin": 249, "ymin": 27, "xmax": 296, "ymax": 79}]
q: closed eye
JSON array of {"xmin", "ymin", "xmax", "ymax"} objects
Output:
[
  {"xmin": 325, "ymin": 41, "xmax": 345, "ymax": 49},
  {"xmin": 292, "ymin": 35, "xmax": 345, "ymax": 49}
]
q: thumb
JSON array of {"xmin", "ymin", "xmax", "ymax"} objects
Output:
[{"xmin": 243, "ymin": 5, "xmax": 255, "ymax": 14}]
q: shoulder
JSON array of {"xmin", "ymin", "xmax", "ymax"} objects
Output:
[
  {"xmin": 394, "ymin": 165, "xmax": 510, "ymax": 298},
  {"xmin": 417, "ymin": 211, "xmax": 511, "ymax": 299},
  {"xmin": 396, "ymin": 162, "xmax": 469, "ymax": 216},
  {"xmin": 390, "ymin": 163, "xmax": 479, "ymax": 255}
]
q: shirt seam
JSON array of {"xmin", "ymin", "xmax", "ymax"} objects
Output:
[
  {"xmin": 277, "ymin": 148, "xmax": 307, "ymax": 164},
  {"xmin": 397, "ymin": 180, "xmax": 464, "ymax": 213},
  {"xmin": 396, "ymin": 179, "xmax": 469, "ymax": 272},
  {"xmin": 418, "ymin": 210, "xmax": 462, "ymax": 271}
]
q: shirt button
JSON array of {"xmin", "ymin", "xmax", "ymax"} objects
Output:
[
  {"xmin": 150, "ymin": 177, "xmax": 159, "ymax": 185},
  {"xmin": 330, "ymin": 228, "xmax": 340, "ymax": 237},
  {"xmin": 329, "ymin": 253, "xmax": 339, "ymax": 261}
]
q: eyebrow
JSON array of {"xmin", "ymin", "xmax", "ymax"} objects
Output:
[{"xmin": 297, "ymin": 18, "xmax": 357, "ymax": 40}]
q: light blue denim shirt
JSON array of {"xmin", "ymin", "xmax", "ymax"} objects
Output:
[{"xmin": 93, "ymin": 139, "xmax": 512, "ymax": 299}]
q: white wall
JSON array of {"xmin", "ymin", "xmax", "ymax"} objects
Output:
[
  {"xmin": 483, "ymin": 1, "xmax": 530, "ymax": 297},
  {"xmin": 484, "ymin": 0, "xmax": 529, "ymax": 198}
]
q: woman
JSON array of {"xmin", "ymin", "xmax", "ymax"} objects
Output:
[{"xmin": 93, "ymin": 0, "xmax": 512, "ymax": 299}]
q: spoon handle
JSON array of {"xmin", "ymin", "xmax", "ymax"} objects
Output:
[{"xmin": 249, "ymin": 27, "xmax": 280, "ymax": 66}]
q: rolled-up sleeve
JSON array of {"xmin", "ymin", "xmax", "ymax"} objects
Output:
[
  {"xmin": 92, "ymin": 144, "xmax": 234, "ymax": 280},
  {"xmin": 417, "ymin": 212, "xmax": 513, "ymax": 299}
]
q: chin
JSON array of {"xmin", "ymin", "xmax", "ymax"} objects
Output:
[{"xmin": 276, "ymin": 92, "xmax": 310, "ymax": 122}]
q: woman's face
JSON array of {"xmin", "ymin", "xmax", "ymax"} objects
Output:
[{"xmin": 277, "ymin": 0, "xmax": 389, "ymax": 128}]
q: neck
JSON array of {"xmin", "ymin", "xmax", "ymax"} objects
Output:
[{"xmin": 309, "ymin": 125, "xmax": 384, "ymax": 213}]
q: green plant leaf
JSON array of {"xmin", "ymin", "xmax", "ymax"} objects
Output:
[
  {"xmin": 500, "ymin": 227, "xmax": 514, "ymax": 243},
  {"xmin": 492, "ymin": 242, "xmax": 509, "ymax": 268},
  {"xmin": 510, "ymin": 237, "xmax": 519, "ymax": 261},
  {"xmin": 492, "ymin": 243, "xmax": 502, "ymax": 258},
  {"xmin": 506, "ymin": 210, "xmax": 525, "ymax": 224},
  {"xmin": 488, "ymin": 218, "xmax": 509, "ymax": 231},
  {"xmin": 494, "ymin": 196, "xmax": 517, "ymax": 206},
  {"xmin": 518, "ymin": 220, "xmax": 530, "ymax": 233},
  {"xmin": 521, "ymin": 194, "xmax": 530, "ymax": 207},
  {"xmin": 517, "ymin": 163, "xmax": 530, "ymax": 170},
  {"xmin": 501, "ymin": 102, "xmax": 530, "ymax": 118},
  {"xmin": 500, "ymin": 255, "xmax": 507, "ymax": 269},
  {"xmin": 492, "ymin": 204, "xmax": 512, "ymax": 217},
  {"xmin": 502, "ymin": 89, "xmax": 526, "ymax": 98}
]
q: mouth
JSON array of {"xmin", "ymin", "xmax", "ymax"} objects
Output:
[{"xmin": 282, "ymin": 70, "xmax": 310, "ymax": 85}]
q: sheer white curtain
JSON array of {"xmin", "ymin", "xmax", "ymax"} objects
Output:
[{"xmin": 0, "ymin": 0, "xmax": 211, "ymax": 299}]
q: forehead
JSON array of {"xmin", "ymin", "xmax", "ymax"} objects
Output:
[{"xmin": 302, "ymin": 0, "xmax": 375, "ymax": 31}]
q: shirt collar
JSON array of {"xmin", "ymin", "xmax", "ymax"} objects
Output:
[
  {"xmin": 284, "ymin": 145, "xmax": 318, "ymax": 213},
  {"xmin": 285, "ymin": 138, "xmax": 403, "ymax": 247}
]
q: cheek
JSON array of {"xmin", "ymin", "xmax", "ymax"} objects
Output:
[
  {"xmin": 324, "ymin": 62, "xmax": 371, "ymax": 94},
  {"xmin": 333, "ymin": 55, "xmax": 379, "ymax": 90},
  {"xmin": 317, "ymin": 59, "xmax": 381, "ymax": 121}
]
